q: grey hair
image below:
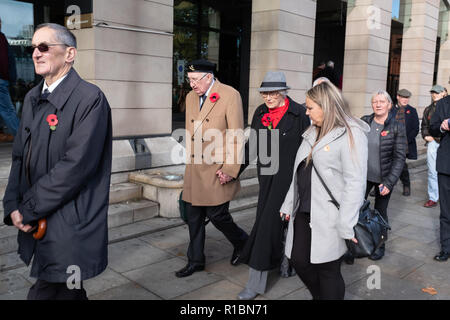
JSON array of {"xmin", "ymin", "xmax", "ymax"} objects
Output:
[
  {"xmin": 371, "ymin": 90, "xmax": 393, "ymax": 105},
  {"xmin": 279, "ymin": 90, "xmax": 288, "ymax": 98},
  {"xmin": 313, "ymin": 77, "xmax": 331, "ymax": 87},
  {"xmin": 35, "ymin": 23, "xmax": 77, "ymax": 48}
]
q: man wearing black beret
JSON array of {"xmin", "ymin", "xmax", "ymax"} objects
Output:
[{"xmin": 177, "ymin": 59, "xmax": 248, "ymax": 277}]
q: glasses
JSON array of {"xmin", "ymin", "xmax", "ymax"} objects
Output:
[
  {"xmin": 187, "ymin": 73, "xmax": 208, "ymax": 85},
  {"xmin": 27, "ymin": 43, "xmax": 68, "ymax": 54},
  {"xmin": 261, "ymin": 91, "xmax": 280, "ymax": 98}
]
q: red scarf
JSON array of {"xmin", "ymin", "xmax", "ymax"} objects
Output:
[{"xmin": 268, "ymin": 98, "xmax": 289, "ymax": 129}]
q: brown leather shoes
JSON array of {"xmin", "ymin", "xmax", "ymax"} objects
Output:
[{"xmin": 424, "ymin": 200, "xmax": 438, "ymax": 208}]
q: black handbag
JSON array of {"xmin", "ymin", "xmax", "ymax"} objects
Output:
[{"xmin": 312, "ymin": 165, "xmax": 391, "ymax": 258}]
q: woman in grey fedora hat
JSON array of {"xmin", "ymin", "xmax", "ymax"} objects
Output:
[{"xmin": 236, "ymin": 71, "xmax": 310, "ymax": 300}]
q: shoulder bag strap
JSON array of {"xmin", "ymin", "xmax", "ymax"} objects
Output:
[{"xmin": 312, "ymin": 163, "xmax": 340, "ymax": 210}]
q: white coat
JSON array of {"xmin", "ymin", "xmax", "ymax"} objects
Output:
[{"xmin": 280, "ymin": 118, "xmax": 369, "ymax": 263}]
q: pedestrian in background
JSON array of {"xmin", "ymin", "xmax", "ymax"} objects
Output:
[
  {"xmin": 0, "ymin": 16, "xmax": 20, "ymax": 141},
  {"xmin": 392, "ymin": 89, "xmax": 419, "ymax": 197},
  {"xmin": 430, "ymin": 94, "xmax": 450, "ymax": 261},
  {"xmin": 421, "ymin": 85, "xmax": 446, "ymax": 208},
  {"xmin": 236, "ymin": 71, "xmax": 310, "ymax": 300},
  {"xmin": 280, "ymin": 81, "xmax": 368, "ymax": 300}
]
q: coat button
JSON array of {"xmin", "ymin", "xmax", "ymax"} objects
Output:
[
  {"xmin": 191, "ymin": 137, "xmax": 194, "ymax": 141},
  {"xmin": 206, "ymin": 119, "xmax": 209, "ymax": 122},
  {"xmin": 191, "ymin": 119, "xmax": 194, "ymax": 123},
  {"xmin": 191, "ymin": 155, "xmax": 194, "ymax": 158}
]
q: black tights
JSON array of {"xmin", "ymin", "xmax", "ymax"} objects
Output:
[{"xmin": 290, "ymin": 212, "xmax": 345, "ymax": 300}]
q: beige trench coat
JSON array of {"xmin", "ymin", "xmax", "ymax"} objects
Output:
[{"xmin": 182, "ymin": 79, "xmax": 244, "ymax": 206}]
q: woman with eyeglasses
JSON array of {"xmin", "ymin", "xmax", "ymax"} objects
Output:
[
  {"xmin": 280, "ymin": 81, "xmax": 369, "ymax": 300},
  {"xmin": 236, "ymin": 71, "xmax": 310, "ymax": 300}
]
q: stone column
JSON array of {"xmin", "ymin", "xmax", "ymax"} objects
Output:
[
  {"xmin": 73, "ymin": 0, "xmax": 173, "ymax": 138},
  {"xmin": 398, "ymin": 0, "xmax": 440, "ymax": 115},
  {"xmin": 248, "ymin": 0, "xmax": 316, "ymax": 122},
  {"xmin": 342, "ymin": 0, "xmax": 393, "ymax": 117},
  {"xmin": 437, "ymin": 2, "xmax": 450, "ymax": 90}
]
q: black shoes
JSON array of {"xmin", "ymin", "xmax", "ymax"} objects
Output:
[
  {"xmin": 402, "ymin": 185, "xmax": 410, "ymax": 196},
  {"xmin": 230, "ymin": 247, "xmax": 242, "ymax": 266},
  {"xmin": 175, "ymin": 263, "xmax": 205, "ymax": 278},
  {"xmin": 434, "ymin": 251, "xmax": 450, "ymax": 262}
]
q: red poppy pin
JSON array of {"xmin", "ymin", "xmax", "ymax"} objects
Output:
[
  {"xmin": 406, "ymin": 110, "xmax": 411, "ymax": 114},
  {"xmin": 209, "ymin": 92, "xmax": 220, "ymax": 103},
  {"xmin": 261, "ymin": 113, "xmax": 273, "ymax": 130},
  {"xmin": 46, "ymin": 114, "xmax": 58, "ymax": 131},
  {"xmin": 380, "ymin": 130, "xmax": 389, "ymax": 137}
]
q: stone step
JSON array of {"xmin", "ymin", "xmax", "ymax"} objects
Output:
[
  {"xmin": 107, "ymin": 199, "xmax": 159, "ymax": 229},
  {"xmin": 236, "ymin": 177, "xmax": 259, "ymax": 199},
  {"xmin": 109, "ymin": 182, "xmax": 142, "ymax": 204},
  {"xmin": 108, "ymin": 195, "xmax": 258, "ymax": 244}
]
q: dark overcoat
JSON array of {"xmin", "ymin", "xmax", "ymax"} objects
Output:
[
  {"xmin": 391, "ymin": 104, "xmax": 419, "ymax": 159},
  {"xmin": 238, "ymin": 97, "xmax": 310, "ymax": 271},
  {"xmin": 430, "ymin": 95, "xmax": 450, "ymax": 175},
  {"xmin": 2, "ymin": 68, "xmax": 112, "ymax": 283}
]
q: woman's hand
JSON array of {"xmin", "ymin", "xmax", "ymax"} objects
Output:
[
  {"xmin": 350, "ymin": 238, "xmax": 358, "ymax": 244},
  {"xmin": 378, "ymin": 184, "xmax": 390, "ymax": 196},
  {"xmin": 280, "ymin": 212, "xmax": 290, "ymax": 222},
  {"xmin": 424, "ymin": 136, "xmax": 434, "ymax": 143}
]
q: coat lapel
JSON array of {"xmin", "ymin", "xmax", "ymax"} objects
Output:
[{"xmin": 194, "ymin": 80, "xmax": 221, "ymax": 135}]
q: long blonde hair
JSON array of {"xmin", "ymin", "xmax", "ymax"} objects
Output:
[{"xmin": 306, "ymin": 81, "xmax": 356, "ymax": 164}]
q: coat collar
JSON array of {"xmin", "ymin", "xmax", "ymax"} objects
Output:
[
  {"xmin": 257, "ymin": 96, "xmax": 301, "ymax": 117},
  {"xmin": 29, "ymin": 68, "xmax": 82, "ymax": 111},
  {"xmin": 302, "ymin": 125, "xmax": 346, "ymax": 154}
]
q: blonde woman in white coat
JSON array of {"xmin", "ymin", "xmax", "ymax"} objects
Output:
[{"xmin": 280, "ymin": 82, "xmax": 369, "ymax": 300}]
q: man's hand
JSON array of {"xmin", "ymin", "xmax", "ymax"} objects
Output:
[
  {"xmin": 10, "ymin": 210, "xmax": 36, "ymax": 233},
  {"xmin": 216, "ymin": 169, "xmax": 233, "ymax": 185},
  {"xmin": 441, "ymin": 119, "xmax": 450, "ymax": 132},
  {"xmin": 424, "ymin": 136, "xmax": 434, "ymax": 143}
]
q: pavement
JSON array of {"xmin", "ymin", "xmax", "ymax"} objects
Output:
[{"xmin": 1, "ymin": 165, "xmax": 450, "ymax": 301}]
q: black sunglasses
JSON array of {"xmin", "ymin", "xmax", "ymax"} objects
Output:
[{"xmin": 27, "ymin": 43, "xmax": 68, "ymax": 54}]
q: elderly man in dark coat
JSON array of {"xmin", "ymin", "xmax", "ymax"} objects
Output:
[
  {"xmin": 430, "ymin": 95, "xmax": 450, "ymax": 262},
  {"xmin": 2, "ymin": 23, "xmax": 112, "ymax": 300},
  {"xmin": 391, "ymin": 88, "xmax": 419, "ymax": 196}
]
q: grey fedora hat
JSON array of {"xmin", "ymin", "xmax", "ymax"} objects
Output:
[{"xmin": 258, "ymin": 71, "xmax": 290, "ymax": 92}]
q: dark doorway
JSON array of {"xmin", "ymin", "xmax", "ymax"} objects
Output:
[
  {"xmin": 312, "ymin": 0, "xmax": 347, "ymax": 88},
  {"xmin": 386, "ymin": 19, "xmax": 403, "ymax": 105},
  {"xmin": 172, "ymin": 0, "xmax": 252, "ymax": 131}
]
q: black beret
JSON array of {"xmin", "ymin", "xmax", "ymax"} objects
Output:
[{"xmin": 187, "ymin": 59, "xmax": 216, "ymax": 73}]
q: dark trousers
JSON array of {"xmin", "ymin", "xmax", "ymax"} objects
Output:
[
  {"xmin": 438, "ymin": 173, "xmax": 450, "ymax": 252},
  {"xmin": 366, "ymin": 181, "xmax": 392, "ymax": 239},
  {"xmin": 290, "ymin": 212, "xmax": 345, "ymax": 300},
  {"xmin": 186, "ymin": 201, "xmax": 248, "ymax": 266},
  {"xmin": 27, "ymin": 279, "xmax": 88, "ymax": 300},
  {"xmin": 400, "ymin": 161, "xmax": 410, "ymax": 187}
]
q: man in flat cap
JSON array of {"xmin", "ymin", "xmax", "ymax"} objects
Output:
[
  {"xmin": 430, "ymin": 91, "xmax": 450, "ymax": 261},
  {"xmin": 421, "ymin": 85, "xmax": 446, "ymax": 208},
  {"xmin": 176, "ymin": 59, "xmax": 248, "ymax": 278},
  {"xmin": 392, "ymin": 88, "xmax": 419, "ymax": 196},
  {"xmin": 3, "ymin": 23, "xmax": 112, "ymax": 299}
]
